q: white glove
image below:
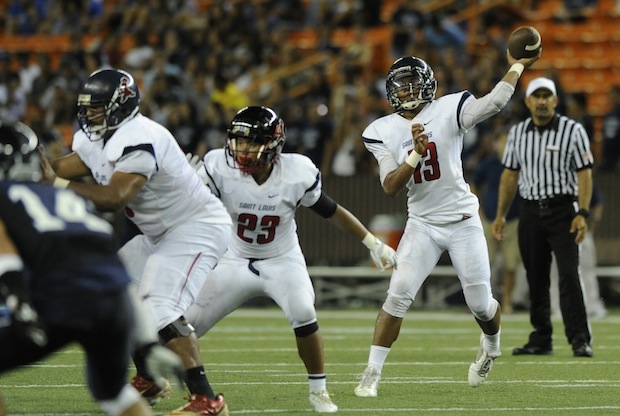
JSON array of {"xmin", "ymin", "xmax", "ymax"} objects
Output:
[
  {"xmin": 142, "ymin": 343, "xmax": 185, "ymax": 390},
  {"xmin": 185, "ymin": 152, "xmax": 204, "ymax": 172},
  {"xmin": 362, "ymin": 233, "xmax": 397, "ymax": 271}
]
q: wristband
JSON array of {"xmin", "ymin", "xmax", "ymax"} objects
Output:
[
  {"xmin": 576, "ymin": 208, "xmax": 590, "ymax": 219},
  {"xmin": 53, "ymin": 177, "xmax": 70, "ymax": 189},
  {"xmin": 509, "ymin": 63, "xmax": 524, "ymax": 77},
  {"xmin": 362, "ymin": 232, "xmax": 379, "ymax": 250},
  {"xmin": 405, "ymin": 151, "xmax": 422, "ymax": 168}
]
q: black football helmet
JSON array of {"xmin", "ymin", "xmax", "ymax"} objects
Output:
[
  {"xmin": 77, "ymin": 69, "xmax": 140, "ymax": 140},
  {"xmin": 225, "ymin": 106, "xmax": 286, "ymax": 174},
  {"xmin": 0, "ymin": 121, "xmax": 41, "ymax": 182},
  {"xmin": 386, "ymin": 56, "xmax": 437, "ymax": 111}
]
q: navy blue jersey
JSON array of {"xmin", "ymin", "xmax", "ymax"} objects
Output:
[{"xmin": 0, "ymin": 181, "xmax": 130, "ymax": 320}]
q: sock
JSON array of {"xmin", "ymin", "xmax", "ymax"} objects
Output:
[
  {"xmin": 132, "ymin": 351, "xmax": 150, "ymax": 380},
  {"xmin": 368, "ymin": 345, "xmax": 391, "ymax": 373},
  {"xmin": 185, "ymin": 366, "xmax": 215, "ymax": 399},
  {"xmin": 308, "ymin": 374, "xmax": 327, "ymax": 393},
  {"xmin": 484, "ymin": 328, "xmax": 501, "ymax": 356}
]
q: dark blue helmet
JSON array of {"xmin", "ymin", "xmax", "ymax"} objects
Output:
[{"xmin": 77, "ymin": 69, "xmax": 140, "ymax": 140}]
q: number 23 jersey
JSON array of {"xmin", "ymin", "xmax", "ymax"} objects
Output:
[
  {"xmin": 199, "ymin": 149, "xmax": 322, "ymax": 259},
  {"xmin": 363, "ymin": 91, "xmax": 479, "ymax": 224}
]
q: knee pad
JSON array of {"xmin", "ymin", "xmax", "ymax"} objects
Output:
[
  {"xmin": 382, "ymin": 294, "xmax": 412, "ymax": 318},
  {"xmin": 158, "ymin": 316, "xmax": 195, "ymax": 343},
  {"xmin": 463, "ymin": 284, "xmax": 499, "ymax": 321},
  {"xmin": 294, "ymin": 321, "xmax": 319, "ymax": 338},
  {"xmin": 99, "ymin": 384, "xmax": 141, "ymax": 416}
]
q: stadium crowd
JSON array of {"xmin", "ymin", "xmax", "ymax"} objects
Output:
[{"xmin": 0, "ymin": 0, "xmax": 542, "ymax": 181}]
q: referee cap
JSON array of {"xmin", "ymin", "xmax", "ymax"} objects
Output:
[{"xmin": 526, "ymin": 77, "xmax": 557, "ymax": 97}]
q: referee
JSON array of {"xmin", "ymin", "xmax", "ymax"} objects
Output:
[{"xmin": 492, "ymin": 77, "xmax": 594, "ymax": 358}]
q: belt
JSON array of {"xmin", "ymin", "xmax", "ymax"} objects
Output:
[{"xmin": 524, "ymin": 195, "xmax": 576, "ymax": 210}]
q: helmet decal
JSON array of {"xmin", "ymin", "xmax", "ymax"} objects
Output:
[{"xmin": 118, "ymin": 76, "xmax": 137, "ymax": 103}]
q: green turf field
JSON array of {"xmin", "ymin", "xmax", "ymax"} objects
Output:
[{"xmin": 2, "ymin": 307, "xmax": 619, "ymax": 415}]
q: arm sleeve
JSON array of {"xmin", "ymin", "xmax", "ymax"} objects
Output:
[
  {"xmin": 309, "ymin": 191, "xmax": 338, "ymax": 218},
  {"xmin": 461, "ymin": 81, "xmax": 516, "ymax": 131}
]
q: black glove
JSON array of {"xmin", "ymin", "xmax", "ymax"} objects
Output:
[{"xmin": 1, "ymin": 270, "xmax": 47, "ymax": 348}]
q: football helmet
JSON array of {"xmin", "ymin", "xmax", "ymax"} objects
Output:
[
  {"xmin": 225, "ymin": 106, "xmax": 286, "ymax": 174},
  {"xmin": 0, "ymin": 121, "xmax": 41, "ymax": 182},
  {"xmin": 386, "ymin": 56, "xmax": 437, "ymax": 111},
  {"xmin": 77, "ymin": 69, "xmax": 140, "ymax": 140}
]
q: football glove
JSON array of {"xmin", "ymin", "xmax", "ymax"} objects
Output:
[
  {"xmin": 362, "ymin": 233, "xmax": 397, "ymax": 271},
  {"xmin": 185, "ymin": 153, "xmax": 204, "ymax": 172},
  {"xmin": 140, "ymin": 342, "xmax": 185, "ymax": 391},
  {"xmin": 1, "ymin": 265, "xmax": 48, "ymax": 348},
  {"xmin": 5, "ymin": 295, "xmax": 48, "ymax": 347}
]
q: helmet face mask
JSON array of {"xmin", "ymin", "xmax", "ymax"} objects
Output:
[
  {"xmin": 0, "ymin": 121, "xmax": 41, "ymax": 182},
  {"xmin": 386, "ymin": 57, "xmax": 437, "ymax": 111},
  {"xmin": 225, "ymin": 106, "xmax": 286, "ymax": 174},
  {"xmin": 77, "ymin": 69, "xmax": 140, "ymax": 140}
]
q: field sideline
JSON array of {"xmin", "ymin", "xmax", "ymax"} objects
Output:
[{"xmin": 2, "ymin": 307, "xmax": 619, "ymax": 415}]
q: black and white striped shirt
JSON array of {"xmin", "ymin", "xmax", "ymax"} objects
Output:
[{"xmin": 502, "ymin": 114, "xmax": 593, "ymax": 200}]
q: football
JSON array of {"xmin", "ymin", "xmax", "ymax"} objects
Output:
[{"xmin": 508, "ymin": 26, "xmax": 541, "ymax": 59}]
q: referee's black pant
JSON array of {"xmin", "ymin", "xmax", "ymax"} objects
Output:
[{"xmin": 518, "ymin": 195, "xmax": 591, "ymax": 348}]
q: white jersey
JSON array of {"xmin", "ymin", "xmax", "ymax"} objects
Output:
[
  {"xmin": 199, "ymin": 149, "xmax": 322, "ymax": 258},
  {"xmin": 363, "ymin": 92, "xmax": 480, "ymax": 224},
  {"xmin": 72, "ymin": 113, "xmax": 231, "ymax": 241}
]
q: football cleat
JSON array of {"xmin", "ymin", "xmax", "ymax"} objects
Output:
[
  {"xmin": 167, "ymin": 393, "xmax": 229, "ymax": 416},
  {"xmin": 130, "ymin": 374, "xmax": 172, "ymax": 405},
  {"xmin": 468, "ymin": 336, "xmax": 500, "ymax": 387},
  {"xmin": 354, "ymin": 366, "xmax": 381, "ymax": 397},
  {"xmin": 309, "ymin": 390, "xmax": 338, "ymax": 413}
]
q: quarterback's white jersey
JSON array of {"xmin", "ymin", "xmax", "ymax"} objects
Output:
[
  {"xmin": 199, "ymin": 149, "xmax": 322, "ymax": 258},
  {"xmin": 72, "ymin": 113, "xmax": 231, "ymax": 241},
  {"xmin": 363, "ymin": 92, "xmax": 480, "ymax": 224}
]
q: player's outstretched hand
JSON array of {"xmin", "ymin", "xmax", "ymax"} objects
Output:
[
  {"xmin": 141, "ymin": 343, "xmax": 185, "ymax": 391},
  {"xmin": 185, "ymin": 153, "xmax": 204, "ymax": 172}
]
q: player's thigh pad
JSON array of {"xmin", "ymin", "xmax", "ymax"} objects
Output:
[
  {"xmin": 387, "ymin": 220, "xmax": 444, "ymax": 300},
  {"xmin": 186, "ymin": 254, "xmax": 265, "ymax": 337},
  {"xmin": 448, "ymin": 220, "xmax": 496, "ymax": 318},
  {"xmin": 261, "ymin": 252, "xmax": 317, "ymax": 328},
  {"xmin": 140, "ymin": 221, "xmax": 230, "ymax": 330}
]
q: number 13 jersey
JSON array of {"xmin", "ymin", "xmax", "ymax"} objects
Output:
[{"xmin": 363, "ymin": 91, "xmax": 480, "ymax": 225}]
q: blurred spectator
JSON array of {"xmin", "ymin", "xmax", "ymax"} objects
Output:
[
  {"xmin": 423, "ymin": 11, "xmax": 467, "ymax": 52},
  {"xmin": 554, "ymin": 0, "xmax": 598, "ymax": 23},
  {"xmin": 6, "ymin": 0, "xmax": 46, "ymax": 35},
  {"xmin": 599, "ymin": 85, "xmax": 620, "ymax": 172},
  {"xmin": 299, "ymin": 102, "xmax": 333, "ymax": 173},
  {"xmin": 390, "ymin": 0, "xmax": 427, "ymax": 58},
  {"xmin": 0, "ymin": 71, "xmax": 27, "ymax": 124},
  {"xmin": 566, "ymin": 92, "xmax": 595, "ymax": 139},
  {"xmin": 211, "ymin": 72, "xmax": 250, "ymax": 115}
]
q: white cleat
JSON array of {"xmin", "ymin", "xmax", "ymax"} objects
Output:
[
  {"xmin": 354, "ymin": 366, "xmax": 381, "ymax": 397},
  {"xmin": 309, "ymin": 390, "xmax": 338, "ymax": 413},
  {"xmin": 468, "ymin": 336, "xmax": 500, "ymax": 387}
]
